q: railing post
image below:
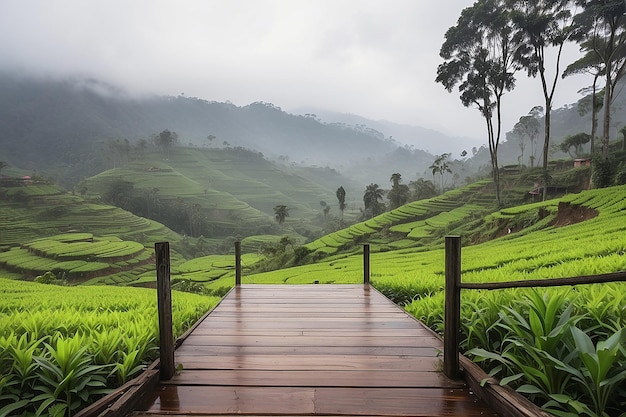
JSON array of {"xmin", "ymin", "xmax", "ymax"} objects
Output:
[
  {"xmin": 444, "ymin": 235, "xmax": 462, "ymax": 379},
  {"xmin": 363, "ymin": 244, "xmax": 370, "ymax": 284},
  {"xmin": 235, "ymin": 241, "xmax": 242, "ymax": 286},
  {"xmin": 155, "ymin": 242, "xmax": 175, "ymax": 381}
]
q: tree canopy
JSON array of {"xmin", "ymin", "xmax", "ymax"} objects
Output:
[{"xmin": 436, "ymin": 0, "xmax": 522, "ymax": 207}]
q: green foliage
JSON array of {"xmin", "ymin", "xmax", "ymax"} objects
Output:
[
  {"xmin": 614, "ymin": 162, "xmax": 626, "ymax": 185},
  {"xmin": 33, "ymin": 336, "xmax": 110, "ymax": 417},
  {"xmin": 0, "ymin": 278, "xmax": 218, "ymax": 416},
  {"xmin": 559, "ymin": 133, "xmax": 591, "ymax": 158},
  {"xmin": 465, "ymin": 290, "xmax": 626, "ymax": 417},
  {"xmin": 592, "ymin": 159, "xmax": 614, "ymax": 188}
]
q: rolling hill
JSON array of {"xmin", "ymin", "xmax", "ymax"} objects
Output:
[{"xmin": 0, "ymin": 73, "xmax": 432, "ymax": 188}]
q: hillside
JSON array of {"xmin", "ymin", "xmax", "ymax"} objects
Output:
[
  {"xmin": 0, "ymin": 74, "xmax": 433, "ymax": 188},
  {"xmin": 78, "ymin": 146, "xmax": 364, "ymax": 239},
  {"xmin": 0, "ymin": 144, "xmax": 367, "ymax": 284},
  {"xmin": 133, "ymin": 180, "xmax": 624, "ymax": 295}
]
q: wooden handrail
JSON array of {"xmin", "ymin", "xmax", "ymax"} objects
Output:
[
  {"xmin": 460, "ymin": 270, "xmax": 626, "ymax": 290},
  {"xmin": 443, "ymin": 235, "xmax": 626, "ymax": 380}
]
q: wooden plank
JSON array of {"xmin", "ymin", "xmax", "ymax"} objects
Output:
[
  {"xmin": 132, "ymin": 285, "xmax": 500, "ymax": 416},
  {"xmin": 138, "ymin": 386, "xmax": 498, "ymax": 416},
  {"xmin": 314, "ymin": 387, "xmax": 499, "ymax": 417},
  {"xmin": 180, "ymin": 335, "xmax": 442, "ymax": 348},
  {"xmin": 190, "ymin": 320, "xmax": 418, "ymax": 329},
  {"xmin": 174, "ymin": 354, "xmax": 440, "ymax": 371},
  {"xmin": 189, "ymin": 328, "xmax": 435, "ymax": 337},
  {"xmin": 174, "ymin": 345, "xmax": 440, "ymax": 357},
  {"xmin": 164, "ymin": 369, "xmax": 465, "ymax": 388}
]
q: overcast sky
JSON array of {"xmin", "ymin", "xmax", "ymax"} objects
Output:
[{"xmin": 0, "ymin": 0, "xmax": 591, "ymax": 144}]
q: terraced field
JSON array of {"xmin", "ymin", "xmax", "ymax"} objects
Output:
[
  {"xmin": 0, "ymin": 182, "xmax": 182, "ymax": 283},
  {"xmin": 229, "ymin": 184, "xmax": 626, "ymax": 293},
  {"xmin": 0, "ymin": 233, "xmax": 153, "ymax": 282},
  {"xmin": 81, "ymin": 148, "xmax": 360, "ymax": 239},
  {"xmin": 304, "ymin": 180, "xmax": 494, "ymax": 256}
]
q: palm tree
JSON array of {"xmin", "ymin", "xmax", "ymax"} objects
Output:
[
  {"xmin": 429, "ymin": 153, "xmax": 452, "ymax": 193},
  {"xmin": 363, "ymin": 183, "xmax": 384, "ymax": 218},
  {"xmin": 390, "ymin": 173, "xmax": 402, "ymax": 188},
  {"xmin": 388, "ymin": 173, "xmax": 409, "ymax": 209},
  {"xmin": 274, "ymin": 205, "xmax": 289, "ymax": 226}
]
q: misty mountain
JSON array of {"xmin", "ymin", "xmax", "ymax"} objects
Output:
[
  {"xmin": 483, "ymin": 90, "xmax": 626, "ymax": 170},
  {"xmin": 291, "ymin": 106, "xmax": 480, "ymax": 157},
  {"xmin": 0, "ymin": 73, "xmax": 441, "ymax": 188}
]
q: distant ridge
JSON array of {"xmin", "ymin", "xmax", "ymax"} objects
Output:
[
  {"xmin": 0, "ymin": 74, "xmax": 418, "ymax": 186},
  {"xmin": 290, "ymin": 106, "xmax": 482, "ymax": 156}
]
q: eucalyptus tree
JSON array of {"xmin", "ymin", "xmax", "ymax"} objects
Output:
[
  {"xmin": 436, "ymin": 0, "xmax": 521, "ymax": 207},
  {"xmin": 563, "ymin": 38, "xmax": 605, "ymax": 158},
  {"xmin": 509, "ymin": 0, "xmax": 578, "ymax": 200},
  {"xmin": 574, "ymin": 0, "xmax": 626, "ymax": 159},
  {"xmin": 511, "ymin": 107, "xmax": 543, "ymax": 168}
]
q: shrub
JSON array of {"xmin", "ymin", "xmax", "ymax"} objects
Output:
[{"xmin": 592, "ymin": 159, "xmax": 614, "ymax": 188}]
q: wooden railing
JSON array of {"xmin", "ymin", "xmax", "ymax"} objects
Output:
[
  {"xmin": 231, "ymin": 242, "xmax": 372, "ymax": 286},
  {"xmin": 155, "ymin": 242, "xmax": 373, "ymax": 380},
  {"xmin": 156, "ymin": 237, "xmax": 626, "ymax": 382},
  {"xmin": 443, "ymin": 235, "xmax": 626, "ymax": 379}
]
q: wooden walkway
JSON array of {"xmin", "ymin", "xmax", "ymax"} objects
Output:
[{"xmin": 135, "ymin": 284, "xmax": 498, "ymax": 416}]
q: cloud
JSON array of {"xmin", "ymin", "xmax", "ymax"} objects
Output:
[{"xmin": 0, "ymin": 0, "xmax": 593, "ymax": 144}]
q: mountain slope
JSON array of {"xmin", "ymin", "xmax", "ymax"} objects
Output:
[{"xmin": 0, "ymin": 74, "xmax": 405, "ymax": 187}]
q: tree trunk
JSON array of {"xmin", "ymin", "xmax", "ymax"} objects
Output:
[
  {"xmin": 542, "ymin": 105, "xmax": 551, "ymax": 202},
  {"xmin": 590, "ymin": 77, "xmax": 599, "ymax": 189},
  {"xmin": 485, "ymin": 112, "xmax": 500, "ymax": 208},
  {"xmin": 602, "ymin": 71, "xmax": 612, "ymax": 160}
]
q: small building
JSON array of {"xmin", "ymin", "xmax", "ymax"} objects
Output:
[{"xmin": 574, "ymin": 158, "xmax": 591, "ymax": 167}]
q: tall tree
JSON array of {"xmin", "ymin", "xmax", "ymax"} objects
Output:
[
  {"xmin": 336, "ymin": 186, "xmax": 347, "ymax": 220},
  {"xmin": 363, "ymin": 183, "xmax": 384, "ymax": 219},
  {"xmin": 563, "ymin": 37, "xmax": 606, "ymax": 159},
  {"xmin": 154, "ymin": 129, "xmax": 178, "ymax": 159},
  {"xmin": 559, "ymin": 132, "xmax": 592, "ymax": 157},
  {"xmin": 387, "ymin": 173, "xmax": 410, "ymax": 209},
  {"xmin": 429, "ymin": 153, "xmax": 453, "ymax": 193},
  {"xmin": 409, "ymin": 178, "xmax": 438, "ymax": 201},
  {"xmin": 436, "ymin": 0, "xmax": 521, "ymax": 207},
  {"xmin": 511, "ymin": 107, "xmax": 543, "ymax": 168},
  {"xmin": 510, "ymin": 0, "xmax": 577, "ymax": 200},
  {"xmin": 0, "ymin": 161, "xmax": 8, "ymax": 176},
  {"xmin": 574, "ymin": 0, "xmax": 626, "ymax": 159},
  {"xmin": 273, "ymin": 205, "xmax": 289, "ymax": 226}
]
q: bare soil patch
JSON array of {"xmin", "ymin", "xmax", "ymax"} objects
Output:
[{"xmin": 552, "ymin": 202, "xmax": 598, "ymax": 227}]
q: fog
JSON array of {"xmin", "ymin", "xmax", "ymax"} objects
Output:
[{"xmin": 0, "ymin": 0, "xmax": 591, "ymax": 145}]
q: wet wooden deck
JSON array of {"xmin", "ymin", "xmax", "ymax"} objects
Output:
[{"xmin": 135, "ymin": 284, "xmax": 498, "ymax": 416}]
